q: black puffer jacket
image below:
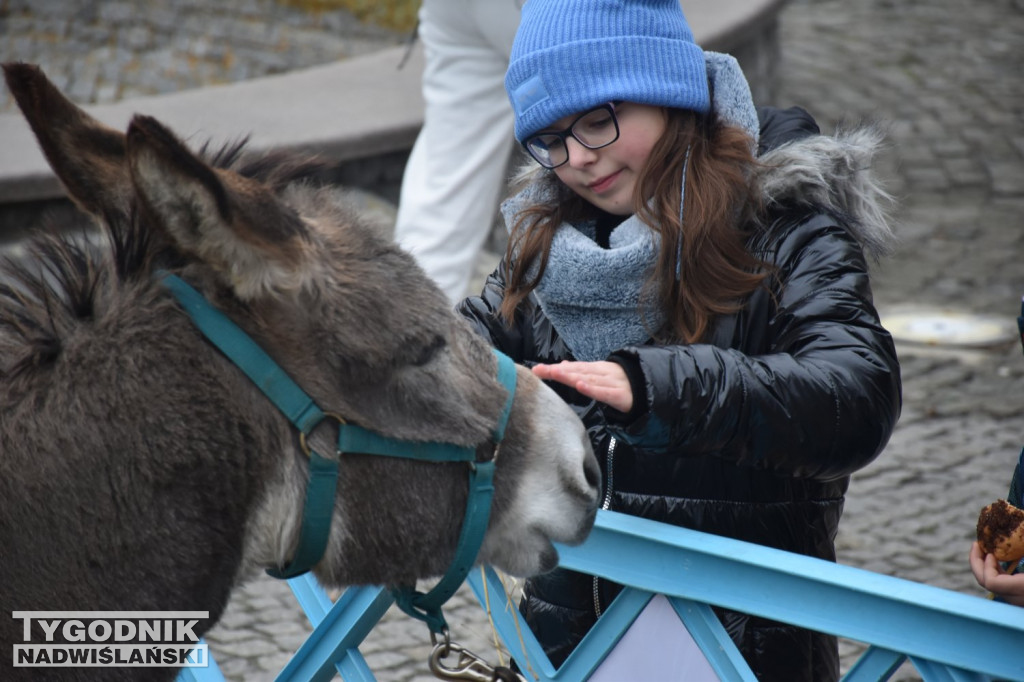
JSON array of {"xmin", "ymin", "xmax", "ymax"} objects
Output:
[{"xmin": 457, "ymin": 108, "xmax": 902, "ymax": 681}]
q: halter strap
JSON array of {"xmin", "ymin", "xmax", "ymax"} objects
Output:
[
  {"xmin": 159, "ymin": 272, "xmax": 325, "ymax": 433},
  {"xmin": 159, "ymin": 272, "xmax": 517, "ymax": 625},
  {"xmin": 391, "ymin": 351, "xmax": 516, "ymax": 633}
]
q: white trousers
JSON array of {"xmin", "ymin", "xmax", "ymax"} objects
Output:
[{"xmin": 393, "ymin": 0, "xmax": 521, "ymax": 304}]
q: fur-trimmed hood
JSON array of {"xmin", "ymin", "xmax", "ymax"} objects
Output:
[{"xmin": 755, "ymin": 123, "xmax": 896, "ymax": 260}]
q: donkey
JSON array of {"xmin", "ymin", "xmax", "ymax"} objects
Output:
[{"xmin": 0, "ymin": 63, "xmax": 600, "ymax": 679}]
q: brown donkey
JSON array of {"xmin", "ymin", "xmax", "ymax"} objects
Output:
[{"xmin": 0, "ymin": 63, "xmax": 600, "ymax": 680}]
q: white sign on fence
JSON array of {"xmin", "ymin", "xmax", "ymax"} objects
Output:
[{"xmin": 590, "ymin": 594, "xmax": 718, "ymax": 681}]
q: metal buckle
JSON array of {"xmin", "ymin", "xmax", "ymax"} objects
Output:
[{"xmin": 299, "ymin": 413, "xmax": 346, "ymax": 459}]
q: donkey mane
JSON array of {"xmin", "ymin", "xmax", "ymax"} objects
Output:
[{"xmin": 0, "ymin": 142, "xmax": 329, "ymax": 386}]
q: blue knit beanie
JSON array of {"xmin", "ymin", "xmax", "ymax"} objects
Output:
[{"xmin": 506, "ymin": 0, "xmax": 710, "ymax": 142}]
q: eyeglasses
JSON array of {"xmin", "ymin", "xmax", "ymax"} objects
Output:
[{"xmin": 522, "ymin": 103, "xmax": 620, "ymax": 169}]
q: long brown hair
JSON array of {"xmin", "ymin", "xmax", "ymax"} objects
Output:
[{"xmin": 500, "ymin": 108, "xmax": 767, "ymax": 343}]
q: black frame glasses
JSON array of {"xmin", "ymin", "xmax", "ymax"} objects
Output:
[{"xmin": 522, "ymin": 102, "xmax": 621, "ymax": 169}]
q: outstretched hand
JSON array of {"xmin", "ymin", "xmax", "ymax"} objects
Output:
[
  {"xmin": 969, "ymin": 541, "xmax": 1024, "ymax": 607},
  {"xmin": 532, "ymin": 360, "xmax": 634, "ymax": 414}
]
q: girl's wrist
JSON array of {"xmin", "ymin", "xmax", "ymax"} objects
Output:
[{"xmin": 606, "ymin": 353, "xmax": 647, "ymax": 423}]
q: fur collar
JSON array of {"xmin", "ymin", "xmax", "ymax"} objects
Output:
[{"xmin": 754, "ymin": 123, "xmax": 897, "ymax": 260}]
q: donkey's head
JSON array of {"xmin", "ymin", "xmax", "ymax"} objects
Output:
[{"xmin": 2, "ymin": 63, "xmax": 600, "ymax": 588}]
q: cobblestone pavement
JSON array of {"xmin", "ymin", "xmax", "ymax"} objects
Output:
[{"xmin": 5, "ymin": 0, "xmax": 1024, "ymax": 680}]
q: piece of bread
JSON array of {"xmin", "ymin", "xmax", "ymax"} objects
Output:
[{"xmin": 976, "ymin": 499, "xmax": 1024, "ymax": 563}]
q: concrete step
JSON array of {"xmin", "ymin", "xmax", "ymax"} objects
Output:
[{"xmin": 0, "ymin": 0, "xmax": 785, "ymax": 206}]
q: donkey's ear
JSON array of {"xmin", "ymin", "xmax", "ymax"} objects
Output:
[
  {"xmin": 3, "ymin": 62, "xmax": 131, "ymax": 217},
  {"xmin": 125, "ymin": 115, "xmax": 315, "ymax": 300}
]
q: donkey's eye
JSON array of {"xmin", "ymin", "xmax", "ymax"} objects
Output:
[{"xmin": 411, "ymin": 335, "xmax": 446, "ymax": 367}]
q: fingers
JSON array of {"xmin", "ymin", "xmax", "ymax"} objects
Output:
[
  {"xmin": 532, "ymin": 361, "xmax": 634, "ymax": 414},
  {"xmin": 532, "ymin": 361, "xmax": 611, "ymax": 386},
  {"xmin": 969, "ymin": 541, "xmax": 987, "ymax": 584},
  {"xmin": 983, "ymin": 567, "xmax": 1024, "ymax": 606},
  {"xmin": 969, "ymin": 542, "xmax": 1003, "ymax": 588},
  {"xmin": 969, "ymin": 541, "xmax": 1024, "ymax": 606},
  {"xmin": 577, "ymin": 380, "xmax": 632, "ymax": 414},
  {"xmin": 529, "ymin": 361, "xmax": 570, "ymax": 383}
]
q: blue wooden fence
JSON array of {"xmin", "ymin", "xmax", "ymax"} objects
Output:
[{"xmin": 179, "ymin": 510, "xmax": 1024, "ymax": 681}]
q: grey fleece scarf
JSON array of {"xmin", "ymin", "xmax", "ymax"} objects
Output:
[{"xmin": 501, "ymin": 52, "xmax": 759, "ymax": 361}]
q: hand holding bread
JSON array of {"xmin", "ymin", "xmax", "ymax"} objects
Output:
[
  {"xmin": 971, "ymin": 499, "xmax": 1024, "ymax": 607},
  {"xmin": 976, "ymin": 499, "xmax": 1024, "ymax": 563}
]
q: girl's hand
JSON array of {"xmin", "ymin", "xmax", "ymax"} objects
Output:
[
  {"xmin": 532, "ymin": 361, "xmax": 634, "ymax": 414},
  {"xmin": 969, "ymin": 541, "xmax": 1024, "ymax": 607}
]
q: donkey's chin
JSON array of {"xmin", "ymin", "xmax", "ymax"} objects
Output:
[
  {"xmin": 482, "ymin": 535, "xmax": 562, "ymax": 577},
  {"xmin": 481, "ymin": 503, "xmax": 598, "ymax": 577}
]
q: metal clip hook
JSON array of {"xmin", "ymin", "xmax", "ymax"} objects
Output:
[{"xmin": 428, "ymin": 637, "xmax": 520, "ymax": 682}]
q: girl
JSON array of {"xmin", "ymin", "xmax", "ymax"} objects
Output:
[{"xmin": 457, "ymin": 0, "xmax": 902, "ymax": 679}]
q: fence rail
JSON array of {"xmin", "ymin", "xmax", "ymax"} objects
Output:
[{"xmin": 180, "ymin": 509, "xmax": 1024, "ymax": 681}]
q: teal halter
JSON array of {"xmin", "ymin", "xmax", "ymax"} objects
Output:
[{"xmin": 160, "ymin": 272, "xmax": 517, "ymax": 634}]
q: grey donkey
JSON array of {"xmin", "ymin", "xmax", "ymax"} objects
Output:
[{"xmin": 0, "ymin": 63, "xmax": 600, "ymax": 680}]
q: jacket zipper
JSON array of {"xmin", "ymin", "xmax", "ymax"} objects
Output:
[{"xmin": 593, "ymin": 436, "xmax": 616, "ymax": 618}]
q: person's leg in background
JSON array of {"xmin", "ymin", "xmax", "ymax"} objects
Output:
[{"xmin": 393, "ymin": 0, "xmax": 521, "ymax": 304}]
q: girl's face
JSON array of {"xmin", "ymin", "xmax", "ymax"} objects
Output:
[{"xmin": 551, "ymin": 102, "xmax": 667, "ymax": 215}]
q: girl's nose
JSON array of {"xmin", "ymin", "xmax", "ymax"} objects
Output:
[{"xmin": 565, "ymin": 137, "xmax": 598, "ymax": 168}]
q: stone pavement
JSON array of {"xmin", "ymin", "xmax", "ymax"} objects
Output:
[{"xmin": 5, "ymin": 0, "xmax": 1024, "ymax": 679}]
